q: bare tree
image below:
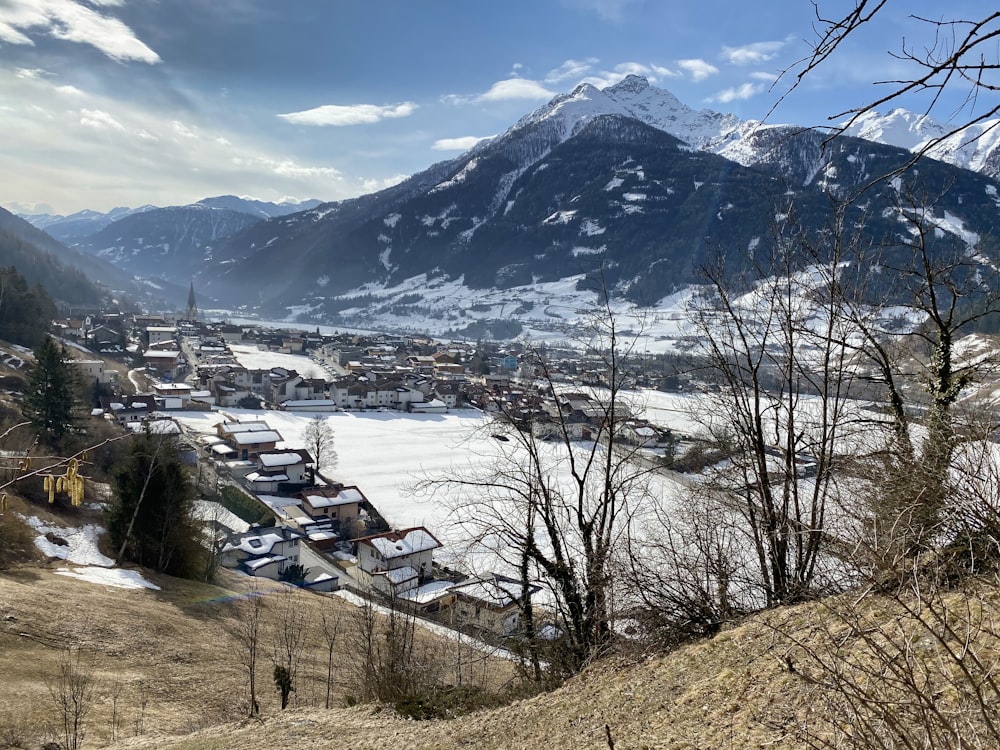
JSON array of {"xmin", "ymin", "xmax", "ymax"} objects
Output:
[
  {"xmin": 417, "ymin": 295, "xmax": 657, "ymax": 675},
  {"xmin": 781, "ymin": 5, "xmax": 1000, "ymax": 157},
  {"xmin": 46, "ymin": 650, "xmax": 93, "ymax": 750},
  {"xmin": 319, "ymin": 605, "xmax": 341, "ymax": 709},
  {"xmin": 346, "ymin": 591, "xmax": 426, "ymax": 703},
  {"xmin": 688, "ymin": 212, "xmax": 860, "ymax": 608},
  {"xmin": 303, "ymin": 416, "xmax": 336, "ymax": 478},
  {"xmin": 231, "ymin": 581, "xmax": 265, "ymax": 717},
  {"xmin": 271, "ymin": 588, "xmax": 308, "ymax": 710},
  {"xmin": 808, "ymin": 190, "xmax": 1000, "ymax": 575}
]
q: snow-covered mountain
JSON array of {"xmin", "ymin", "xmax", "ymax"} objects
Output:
[
  {"xmin": 841, "ymin": 109, "xmax": 1000, "ymax": 179},
  {"xmin": 186, "ymin": 77, "xmax": 999, "ymax": 334},
  {"xmin": 17, "ymin": 77, "xmax": 999, "ymax": 337}
]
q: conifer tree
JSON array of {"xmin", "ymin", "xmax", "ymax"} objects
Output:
[{"xmin": 23, "ymin": 336, "xmax": 78, "ymax": 447}]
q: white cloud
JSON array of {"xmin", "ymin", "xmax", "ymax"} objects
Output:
[
  {"xmin": 721, "ymin": 39, "xmax": 790, "ymax": 66},
  {"xmin": 361, "ymin": 174, "xmax": 408, "ymax": 193},
  {"xmin": 15, "ymin": 67, "xmax": 49, "ymax": 79},
  {"xmin": 710, "ymin": 82, "xmax": 765, "ymax": 103},
  {"xmin": 277, "ymin": 102, "xmax": 417, "ymax": 126},
  {"xmin": 0, "ymin": 70, "xmax": 347, "ymax": 212},
  {"xmin": 79, "ymin": 108, "xmax": 124, "ymax": 131},
  {"xmin": 432, "ymin": 135, "xmax": 492, "ymax": 151},
  {"xmin": 545, "ymin": 58, "xmax": 599, "ymax": 84},
  {"xmin": 678, "ymin": 58, "xmax": 719, "ymax": 82},
  {"xmin": 578, "ymin": 61, "xmax": 680, "ymax": 89},
  {"xmin": 477, "ymin": 78, "xmax": 556, "ymax": 103},
  {"xmin": 0, "ymin": 0, "xmax": 159, "ymax": 63}
]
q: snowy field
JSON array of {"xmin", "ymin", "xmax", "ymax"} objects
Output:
[
  {"xmin": 174, "ymin": 400, "xmax": 692, "ymax": 566},
  {"xmin": 227, "ymin": 344, "xmax": 328, "ymax": 380}
]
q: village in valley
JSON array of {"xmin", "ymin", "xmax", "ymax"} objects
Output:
[{"xmin": 52, "ymin": 299, "xmax": 679, "ymax": 648}]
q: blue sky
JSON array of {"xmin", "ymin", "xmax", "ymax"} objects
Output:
[{"xmin": 0, "ymin": 0, "xmax": 983, "ymax": 214}]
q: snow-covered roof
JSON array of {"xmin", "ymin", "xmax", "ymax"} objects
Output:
[
  {"xmin": 308, "ymin": 530, "xmax": 338, "ymax": 542},
  {"xmin": 246, "ymin": 471, "xmax": 288, "ymax": 483},
  {"xmin": 232, "ymin": 430, "xmax": 281, "ymax": 446},
  {"xmin": 399, "ymin": 579, "xmax": 455, "ymax": 605},
  {"xmin": 224, "ymin": 528, "xmax": 299, "ymax": 555},
  {"xmin": 380, "ymin": 566, "xmax": 419, "ymax": 584},
  {"xmin": 219, "ymin": 421, "xmax": 272, "ymax": 434},
  {"xmin": 303, "ymin": 487, "xmax": 363, "ymax": 508},
  {"xmin": 244, "ymin": 555, "xmax": 286, "ymax": 571},
  {"xmin": 258, "ymin": 450, "xmax": 312, "ymax": 468},
  {"xmin": 452, "ymin": 576, "xmax": 530, "ymax": 608},
  {"xmin": 360, "ymin": 527, "xmax": 441, "ymax": 559},
  {"xmin": 142, "ymin": 350, "xmax": 181, "ymax": 358},
  {"xmin": 211, "ymin": 443, "xmax": 236, "ymax": 455}
]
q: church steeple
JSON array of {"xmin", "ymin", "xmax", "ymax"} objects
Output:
[{"xmin": 186, "ymin": 281, "xmax": 198, "ymax": 321}]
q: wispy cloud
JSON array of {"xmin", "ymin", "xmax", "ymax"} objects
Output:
[
  {"xmin": 678, "ymin": 58, "xmax": 719, "ymax": 82},
  {"xmin": 560, "ymin": 0, "xmax": 641, "ymax": 22},
  {"xmin": 545, "ymin": 58, "xmax": 600, "ymax": 84},
  {"xmin": 361, "ymin": 174, "xmax": 408, "ymax": 193},
  {"xmin": 0, "ymin": 0, "xmax": 160, "ymax": 63},
  {"xmin": 721, "ymin": 39, "xmax": 790, "ymax": 66},
  {"xmin": 80, "ymin": 108, "xmax": 124, "ymax": 131},
  {"xmin": 710, "ymin": 82, "xmax": 766, "ymax": 103},
  {"xmin": 0, "ymin": 70, "xmax": 347, "ymax": 211},
  {"xmin": 432, "ymin": 135, "xmax": 493, "ymax": 151},
  {"xmin": 277, "ymin": 102, "xmax": 417, "ymax": 126},
  {"xmin": 449, "ymin": 59, "xmax": 679, "ymax": 106}
]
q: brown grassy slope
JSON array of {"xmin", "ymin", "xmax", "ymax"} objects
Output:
[
  {"xmin": 98, "ymin": 605, "xmax": 835, "ymax": 750},
  {"xmin": 0, "ymin": 561, "xmax": 517, "ymax": 749},
  {"xmin": 101, "ymin": 579, "xmax": 1000, "ymax": 750}
]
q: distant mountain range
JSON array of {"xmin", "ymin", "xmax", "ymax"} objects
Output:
[
  {"xmin": 0, "ymin": 206, "xmax": 139, "ymax": 309},
  {"xmin": 12, "ymin": 79, "xmax": 1000, "ymax": 335},
  {"xmin": 190, "ymin": 77, "xmax": 1000, "ymax": 329}
]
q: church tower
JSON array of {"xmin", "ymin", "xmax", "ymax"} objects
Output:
[{"xmin": 185, "ymin": 281, "xmax": 198, "ymax": 321}]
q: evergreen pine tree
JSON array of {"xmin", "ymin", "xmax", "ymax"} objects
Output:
[{"xmin": 23, "ymin": 336, "xmax": 78, "ymax": 447}]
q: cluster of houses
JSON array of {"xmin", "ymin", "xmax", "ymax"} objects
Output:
[
  {"xmin": 69, "ymin": 309, "xmax": 678, "ymax": 638},
  {"xmin": 190, "ymin": 413, "xmax": 535, "ymax": 638}
]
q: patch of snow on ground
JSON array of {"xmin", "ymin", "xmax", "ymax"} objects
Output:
[
  {"xmin": 56, "ymin": 567, "xmax": 160, "ymax": 590},
  {"xmin": 23, "ymin": 516, "xmax": 160, "ymax": 590},
  {"xmin": 24, "ymin": 517, "xmax": 114, "ymax": 565}
]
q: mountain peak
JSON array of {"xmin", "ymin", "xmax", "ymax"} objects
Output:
[{"xmin": 604, "ymin": 74, "xmax": 651, "ymax": 95}]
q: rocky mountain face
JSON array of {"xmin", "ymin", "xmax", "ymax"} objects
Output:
[{"xmin": 189, "ymin": 77, "xmax": 1000, "ymax": 326}]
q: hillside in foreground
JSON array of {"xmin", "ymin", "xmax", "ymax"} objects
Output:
[{"xmin": 6, "ymin": 530, "xmax": 995, "ymax": 750}]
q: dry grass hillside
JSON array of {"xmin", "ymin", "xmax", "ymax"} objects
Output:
[{"xmin": 6, "ymin": 537, "xmax": 998, "ymax": 750}]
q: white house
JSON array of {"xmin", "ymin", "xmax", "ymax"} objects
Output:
[
  {"xmin": 355, "ymin": 526, "xmax": 441, "ymax": 594},
  {"xmin": 219, "ymin": 526, "xmax": 303, "ymax": 579},
  {"xmin": 254, "ymin": 449, "xmax": 314, "ymax": 485}
]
